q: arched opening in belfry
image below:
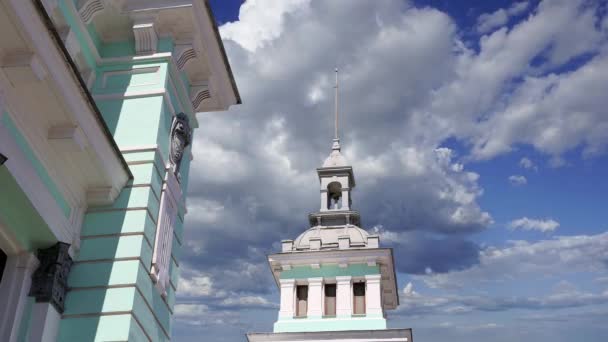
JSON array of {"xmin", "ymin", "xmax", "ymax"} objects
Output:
[{"xmin": 327, "ymin": 181, "xmax": 342, "ymax": 210}]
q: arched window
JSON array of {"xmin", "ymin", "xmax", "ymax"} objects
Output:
[{"xmin": 327, "ymin": 181, "xmax": 342, "ymax": 210}]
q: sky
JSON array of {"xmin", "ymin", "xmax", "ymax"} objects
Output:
[{"xmin": 173, "ymin": 1, "xmax": 608, "ymax": 341}]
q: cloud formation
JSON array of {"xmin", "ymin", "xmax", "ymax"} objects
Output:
[
  {"xmin": 508, "ymin": 175, "xmax": 528, "ymax": 186},
  {"xmin": 175, "ymin": 0, "xmax": 608, "ymax": 340},
  {"xmin": 476, "ymin": 1, "xmax": 529, "ymax": 33},
  {"xmin": 509, "ymin": 217, "xmax": 560, "ymax": 232}
]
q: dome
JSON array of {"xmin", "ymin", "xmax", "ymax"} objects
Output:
[
  {"xmin": 322, "ymin": 149, "xmax": 348, "ymax": 167},
  {"xmin": 293, "ymin": 225, "xmax": 370, "ymax": 250},
  {"xmin": 322, "ymin": 139, "xmax": 349, "ymax": 167}
]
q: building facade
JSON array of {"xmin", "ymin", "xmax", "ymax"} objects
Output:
[
  {"xmin": 0, "ymin": 0, "xmax": 239, "ymax": 341},
  {"xmin": 247, "ymin": 138, "xmax": 413, "ymax": 342}
]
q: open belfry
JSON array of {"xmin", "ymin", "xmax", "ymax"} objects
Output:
[{"xmin": 247, "ymin": 71, "xmax": 413, "ymax": 342}]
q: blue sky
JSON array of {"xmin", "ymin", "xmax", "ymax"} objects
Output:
[{"xmin": 174, "ymin": 1, "xmax": 608, "ymax": 341}]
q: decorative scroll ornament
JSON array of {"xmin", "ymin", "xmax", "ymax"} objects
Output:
[
  {"xmin": 169, "ymin": 113, "xmax": 192, "ymax": 181},
  {"xmin": 28, "ymin": 242, "xmax": 73, "ymax": 314}
]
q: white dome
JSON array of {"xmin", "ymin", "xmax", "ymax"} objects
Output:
[
  {"xmin": 293, "ymin": 225, "xmax": 369, "ymax": 250},
  {"xmin": 322, "ymin": 149, "xmax": 348, "ymax": 167}
]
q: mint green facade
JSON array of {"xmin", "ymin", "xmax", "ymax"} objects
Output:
[{"xmin": 50, "ymin": 4, "xmax": 189, "ymax": 341}]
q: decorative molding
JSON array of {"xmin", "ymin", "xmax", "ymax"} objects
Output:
[
  {"xmin": 77, "ymin": 0, "xmax": 106, "ymax": 24},
  {"xmin": 0, "ymin": 118, "xmax": 73, "ymax": 244},
  {"xmin": 0, "ymin": 52, "xmax": 47, "ymax": 85},
  {"xmin": 133, "ymin": 18, "xmax": 158, "ymax": 55},
  {"xmin": 86, "ymin": 186, "xmax": 119, "ymax": 206},
  {"xmin": 151, "ymin": 170, "xmax": 182, "ymax": 298},
  {"xmin": 190, "ymin": 83, "xmax": 210, "ymax": 110},
  {"xmin": 92, "ymin": 88, "xmax": 166, "ymax": 101},
  {"xmin": 29, "ymin": 243, "xmax": 73, "ymax": 314},
  {"xmin": 9, "ymin": 0, "xmax": 130, "ymax": 215},
  {"xmin": 100, "ymin": 66, "xmax": 160, "ymax": 89},
  {"xmin": 174, "ymin": 44, "xmax": 197, "ymax": 70},
  {"xmin": 48, "ymin": 124, "xmax": 87, "ymax": 151}
]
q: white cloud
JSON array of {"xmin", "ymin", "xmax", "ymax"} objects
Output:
[
  {"xmin": 476, "ymin": 1, "xmax": 529, "ymax": 33},
  {"xmin": 220, "ymin": 295, "xmax": 277, "ymax": 309},
  {"xmin": 419, "ymin": 232, "xmax": 608, "ymax": 289},
  {"xmin": 175, "ymin": 303, "xmax": 210, "ymax": 318},
  {"xmin": 220, "ymin": 0, "xmax": 310, "ymax": 52},
  {"xmin": 509, "ymin": 217, "xmax": 559, "ymax": 232},
  {"xmin": 177, "ymin": 274, "xmax": 215, "ymax": 297},
  {"xmin": 398, "ymin": 279, "xmax": 608, "ymax": 317},
  {"xmin": 508, "ymin": 175, "xmax": 527, "ymax": 186},
  {"xmin": 519, "ymin": 157, "xmax": 537, "ymax": 171},
  {"xmin": 176, "ymin": 0, "xmax": 608, "ymax": 338}
]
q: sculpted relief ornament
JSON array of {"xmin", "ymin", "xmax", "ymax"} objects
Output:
[
  {"xmin": 29, "ymin": 242, "xmax": 73, "ymax": 313},
  {"xmin": 170, "ymin": 112, "xmax": 192, "ymax": 181},
  {"xmin": 151, "ymin": 113, "xmax": 190, "ymax": 296}
]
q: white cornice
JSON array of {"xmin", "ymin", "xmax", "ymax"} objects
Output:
[{"xmin": 9, "ymin": 0, "xmax": 129, "ymax": 204}]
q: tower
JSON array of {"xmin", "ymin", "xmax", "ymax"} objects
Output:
[{"xmin": 247, "ymin": 71, "xmax": 413, "ymax": 341}]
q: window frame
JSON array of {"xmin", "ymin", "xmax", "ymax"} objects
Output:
[
  {"xmin": 352, "ymin": 281, "xmax": 366, "ymax": 315},
  {"xmin": 295, "ymin": 284, "xmax": 308, "ymax": 317},
  {"xmin": 324, "ymin": 283, "xmax": 337, "ymax": 316}
]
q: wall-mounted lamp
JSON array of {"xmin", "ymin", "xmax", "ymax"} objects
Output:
[{"xmin": 0, "ymin": 153, "xmax": 7, "ymax": 166}]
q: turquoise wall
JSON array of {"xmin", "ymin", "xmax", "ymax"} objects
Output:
[
  {"xmin": 280, "ymin": 264, "xmax": 380, "ymax": 279},
  {"xmin": 55, "ymin": 2, "xmax": 192, "ymax": 340}
]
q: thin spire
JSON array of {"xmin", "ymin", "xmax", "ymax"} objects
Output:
[
  {"xmin": 332, "ymin": 68, "xmax": 341, "ymax": 151},
  {"xmin": 334, "ymin": 68, "xmax": 339, "ymax": 140}
]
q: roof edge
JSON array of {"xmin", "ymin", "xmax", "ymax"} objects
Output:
[{"xmin": 203, "ymin": 0, "xmax": 242, "ymax": 105}]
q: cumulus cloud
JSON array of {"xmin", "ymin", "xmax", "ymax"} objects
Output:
[
  {"xmin": 508, "ymin": 175, "xmax": 527, "ymax": 186},
  {"xmin": 509, "ymin": 217, "xmax": 559, "ymax": 232},
  {"xmin": 176, "ymin": 0, "xmax": 608, "ymax": 338}
]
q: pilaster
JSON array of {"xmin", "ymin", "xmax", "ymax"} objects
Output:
[
  {"xmin": 0, "ymin": 253, "xmax": 38, "ymax": 342},
  {"xmin": 365, "ymin": 274, "xmax": 383, "ymax": 317},
  {"xmin": 278, "ymin": 279, "xmax": 296, "ymax": 320},
  {"xmin": 336, "ymin": 276, "xmax": 352, "ymax": 318},
  {"xmin": 307, "ymin": 277, "xmax": 323, "ymax": 319}
]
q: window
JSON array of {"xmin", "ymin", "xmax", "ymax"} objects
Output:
[
  {"xmin": 296, "ymin": 285, "xmax": 308, "ymax": 317},
  {"xmin": 353, "ymin": 282, "xmax": 366, "ymax": 315},
  {"xmin": 324, "ymin": 284, "xmax": 336, "ymax": 316},
  {"xmin": 0, "ymin": 248, "xmax": 6, "ymax": 284}
]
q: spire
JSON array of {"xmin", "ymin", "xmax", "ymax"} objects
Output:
[{"xmin": 332, "ymin": 68, "xmax": 340, "ymax": 151}]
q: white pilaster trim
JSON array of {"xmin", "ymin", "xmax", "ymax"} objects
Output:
[
  {"xmin": 307, "ymin": 277, "xmax": 323, "ymax": 318},
  {"xmin": 0, "ymin": 253, "xmax": 39, "ymax": 342},
  {"xmin": 365, "ymin": 274, "xmax": 383, "ymax": 316},
  {"xmin": 279, "ymin": 279, "xmax": 296, "ymax": 319},
  {"xmin": 336, "ymin": 275, "xmax": 352, "ymax": 317}
]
